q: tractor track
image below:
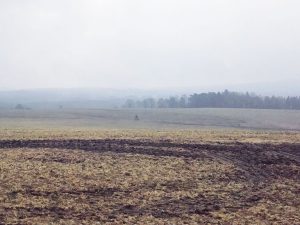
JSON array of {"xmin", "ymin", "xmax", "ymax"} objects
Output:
[
  {"xmin": 0, "ymin": 139, "xmax": 299, "ymax": 182},
  {"xmin": 0, "ymin": 139, "xmax": 299, "ymax": 222}
]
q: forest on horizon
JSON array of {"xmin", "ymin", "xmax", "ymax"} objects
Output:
[{"xmin": 124, "ymin": 90, "xmax": 300, "ymax": 110}]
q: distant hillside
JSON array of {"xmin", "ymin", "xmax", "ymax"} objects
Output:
[
  {"xmin": 0, "ymin": 88, "xmax": 177, "ymax": 109},
  {"xmin": 1, "ymin": 80, "xmax": 300, "ymax": 109},
  {"xmin": 124, "ymin": 90, "xmax": 300, "ymax": 110}
]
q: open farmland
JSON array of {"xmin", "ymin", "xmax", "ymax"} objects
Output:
[
  {"xmin": 2, "ymin": 0, "xmax": 300, "ymax": 223},
  {"xmin": 1, "ymin": 108, "xmax": 300, "ymax": 130},
  {"xmin": 0, "ymin": 108, "xmax": 300, "ymax": 224},
  {"xmin": 0, "ymin": 128, "xmax": 299, "ymax": 224}
]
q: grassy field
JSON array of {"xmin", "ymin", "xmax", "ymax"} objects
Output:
[
  {"xmin": 0, "ymin": 109, "xmax": 299, "ymax": 224},
  {"xmin": 1, "ymin": 108, "xmax": 300, "ymax": 130}
]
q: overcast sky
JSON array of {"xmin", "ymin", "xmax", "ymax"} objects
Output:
[{"xmin": 0, "ymin": 0, "xmax": 299, "ymax": 90}]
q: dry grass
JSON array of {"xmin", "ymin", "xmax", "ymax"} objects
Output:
[
  {"xmin": 0, "ymin": 129, "xmax": 299, "ymax": 224},
  {"xmin": 1, "ymin": 128, "xmax": 300, "ymax": 144}
]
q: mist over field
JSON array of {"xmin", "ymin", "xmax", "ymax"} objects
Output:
[
  {"xmin": 1, "ymin": 1, "xmax": 300, "ymax": 113},
  {"xmin": 1, "ymin": 0, "xmax": 300, "ymax": 92},
  {"xmin": 1, "ymin": 1, "xmax": 300, "ymax": 224},
  {"xmin": 0, "ymin": 0, "xmax": 300, "ymax": 127}
]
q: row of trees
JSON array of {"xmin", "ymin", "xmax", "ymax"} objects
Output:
[{"xmin": 123, "ymin": 90, "xmax": 300, "ymax": 110}]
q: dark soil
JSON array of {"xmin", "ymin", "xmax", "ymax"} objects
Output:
[
  {"xmin": 0, "ymin": 139, "xmax": 299, "ymax": 182},
  {"xmin": 0, "ymin": 139, "xmax": 299, "ymax": 223}
]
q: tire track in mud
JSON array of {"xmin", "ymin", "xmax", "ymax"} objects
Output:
[
  {"xmin": 0, "ymin": 139, "xmax": 299, "ymax": 221},
  {"xmin": 0, "ymin": 139, "xmax": 299, "ymax": 182}
]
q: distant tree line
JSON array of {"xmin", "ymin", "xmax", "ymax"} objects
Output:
[{"xmin": 123, "ymin": 90, "xmax": 300, "ymax": 110}]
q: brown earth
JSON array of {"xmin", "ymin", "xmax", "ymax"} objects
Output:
[
  {"xmin": 1, "ymin": 139, "xmax": 299, "ymax": 181},
  {"xmin": 0, "ymin": 139, "xmax": 299, "ymax": 224}
]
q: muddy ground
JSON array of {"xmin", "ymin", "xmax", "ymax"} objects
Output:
[
  {"xmin": 0, "ymin": 139, "xmax": 299, "ymax": 224},
  {"xmin": 1, "ymin": 139, "xmax": 299, "ymax": 181}
]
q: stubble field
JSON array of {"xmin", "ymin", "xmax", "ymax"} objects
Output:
[{"xmin": 0, "ymin": 129, "xmax": 299, "ymax": 224}]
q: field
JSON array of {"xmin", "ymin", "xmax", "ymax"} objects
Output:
[
  {"xmin": 1, "ymin": 108, "xmax": 300, "ymax": 130},
  {"xmin": 0, "ymin": 108, "xmax": 300, "ymax": 224}
]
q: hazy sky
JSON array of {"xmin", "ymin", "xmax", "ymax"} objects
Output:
[{"xmin": 0, "ymin": 0, "xmax": 300, "ymax": 90}]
